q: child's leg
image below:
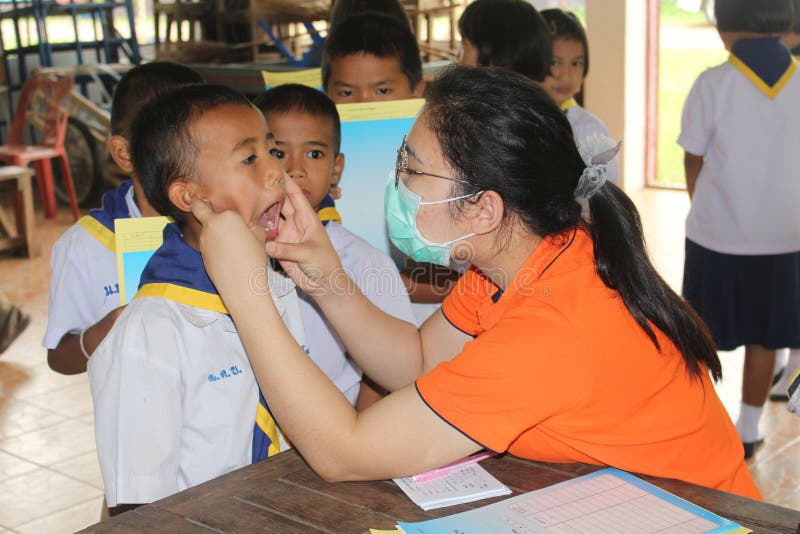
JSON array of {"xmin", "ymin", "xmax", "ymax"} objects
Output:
[{"xmin": 737, "ymin": 344, "xmax": 776, "ymax": 446}]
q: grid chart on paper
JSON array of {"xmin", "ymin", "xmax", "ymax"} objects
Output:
[
  {"xmin": 505, "ymin": 474, "xmax": 719, "ymax": 533},
  {"xmin": 120, "ymin": 230, "xmax": 164, "ymax": 251}
]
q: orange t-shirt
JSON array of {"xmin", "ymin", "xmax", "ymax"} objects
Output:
[{"xmin": 416, "ymin": 228, "xmax": 760, "ymax": 499}]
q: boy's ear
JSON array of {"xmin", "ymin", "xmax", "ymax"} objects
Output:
[
  {"xmin": 412, "ymin": 79, "xmax": 426, "ymax": 98},
  {"xmin": 108, "ymin": 135, "xmax": 134, "ymax": 174},
  {"xmin": 167, "ymin": 180, "xmax": 200, "ymax": 215},
  {"xmin": 332, "ymin": 152, "xmax": 345, "ymax": 186}
]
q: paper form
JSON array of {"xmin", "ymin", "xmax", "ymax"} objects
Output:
[
  {"xmin": 115, "ymin": 217, "xmax": 171, "ymax": 304},
  {"xmin": 396, "ymin": 468, "xmax": 750, "ymax": 534},
  {"xmin": 394, "ymin": 464, "xmax": 511, "ymax": 511}
]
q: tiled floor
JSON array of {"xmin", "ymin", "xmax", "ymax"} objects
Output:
[{"xmin": 0, "ymin": 188, "xmax": 798, "ymax": 532}]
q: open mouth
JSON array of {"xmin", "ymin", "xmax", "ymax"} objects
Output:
[{"xmin": 258, "ymin": 200, "xmax": 283, "ymax": 241}]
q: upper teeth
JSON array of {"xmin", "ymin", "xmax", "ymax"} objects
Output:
[{"xmin": 265, "ymin": 220, "xmax": 274, "ymax": 230}]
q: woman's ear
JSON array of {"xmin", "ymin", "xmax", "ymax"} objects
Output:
[
  {"xmin": 108, "ymin": 135, "xmax": 134, "ymax": 174},
  {"xmin": 470, "ymin": 191, "xmax": 505, "ymax": 235},
  {"xmin": 168, "ymin": 180, "xmax": 200, "ymax": 215}
]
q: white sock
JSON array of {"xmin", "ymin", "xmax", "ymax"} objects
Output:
[
  {"xmin": 772, "ymin": 349, "xmax": 800, "ymax": 393},
  {"xmin": 775, "ymin": 349, "xmax": 789, "ymax": 376},
  {"xmin": 735, "ymin": 402, "xmax": 764, "ymax": 443}
]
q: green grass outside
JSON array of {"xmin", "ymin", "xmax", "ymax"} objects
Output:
[{"xmin": 657, "ymin": 46, "xmax": 726, "ymax": 186}]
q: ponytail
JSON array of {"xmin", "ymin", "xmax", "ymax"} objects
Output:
[
  {"xmin": 588, "ymin": 183, "xmax": 722, "ymax": 380},
  {"xmin": 424, "ymin": 65, "xmax": 722, "ymax": 382}
]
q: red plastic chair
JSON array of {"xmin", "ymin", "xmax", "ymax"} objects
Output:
[{"xmin": 0, "ymin": 73, "xmax": 79, "ymax": 221}]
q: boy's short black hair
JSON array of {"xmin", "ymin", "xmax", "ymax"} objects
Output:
[
  {"xmin": 130, "ymin": 84, "xmax": 253, "ymax": 224},
  {"xmin": 329, "ymin": 0, "xmax": 410, "ymax": 30},
  {"xmin": 458, "ymin": 0, "xmax": 552, "ymax": 82},
  {"xmin": 254, "ymin": 84, "xmax": 342, "ymax": 153},
  {"xmin": 540, "ymin": 9, "xmax": 590, "ymax": 77},
  {"xmin": 110, "ymin": 61, "xmax": 204, "ymax": 138},
  {"xmin": 715, "ymin": 0, "xmax": 794, "ymax": 33},
  {"xmin": 321, "ymin": 12, "xmax": 423, "ymax": 91},
  {"xmin": 794, "ymin": 0, "xmax": 800, "ymax": 33}
]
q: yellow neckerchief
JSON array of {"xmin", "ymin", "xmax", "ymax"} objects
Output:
[{"xmin": 560, "ymin": 97, "xmax": 579, "ymax": 112}]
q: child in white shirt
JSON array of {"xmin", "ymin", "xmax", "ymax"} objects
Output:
[
  {"xmin": 44, "ymin": 62, "xmax": 203, "ymax": 375},
  {"xmin": 540, "ymin": 8, "xmax": 620, "ymax": 185},
  {"xmin": 255, "ymin": 84, "xmax": 416, "ymax": 410},
  {"xmin": 89, "ymin": 84, "xmax": 303, "ymax": 512}
]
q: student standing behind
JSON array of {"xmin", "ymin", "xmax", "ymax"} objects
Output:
[
  {"xmin": 322, "ymin": 12, "xmax": 452, "ymax": 308},
  {"xmin": 44, "ymin": 62, "xmax": 203, "ymax": 375},
  {"xmin": 322, "ymin": 12, "xmax": 423, "ymax": 105},
  {"xmin": 540, "ymin": 8, "xmax": 619, "ymax": 184},
  {"xmin": 254, "ymin": 84, "xmax": 416, "ymax": 410},
  {"xmin": 679, "ymin": 0, "xmax": 800, "ymax": 459},
  {"xmin": 88, "ymin": 85, "xmax": 303, "ymax": 511},
  {"xmin": 457, "ymin": 0, "xmax": 551, "ymax": 82},
  {"xmin": 783, "ymin": 0, "xmax": 800, "ymax": 56}
]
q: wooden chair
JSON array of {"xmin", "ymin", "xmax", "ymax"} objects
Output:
[
  {"xmin": 0, "ymin": 73, "xmax": 78, "ymax": 221},
  {"xmin": 0, "ymin": 166, "xmax": 38, "ymax": 257},
  {"xmin": 153, "ymin": 0, "xmax": 216, "ymax": 52}
]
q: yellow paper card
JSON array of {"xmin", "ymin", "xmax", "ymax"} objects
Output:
[
  {"xmin": 115, "ymin": 217, "xmax": 171, "ymax": 304},
  {"xmin": 261, "ymin": 68, "xmax": 322, "ymax": 89}
]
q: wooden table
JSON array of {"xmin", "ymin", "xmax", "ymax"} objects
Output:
[{"xmin": 79, "ymin": 449, "xmax": 800, "ymax": 533}]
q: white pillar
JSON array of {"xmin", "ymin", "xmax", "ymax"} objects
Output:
[{"xmin": 584, "ymin": 0, "xmax": 648, "ymax": 191}]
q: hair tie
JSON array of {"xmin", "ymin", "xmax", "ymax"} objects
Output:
[{"xmin": 574, "ymin": 134, "xmax": 622, "ymax": 200}]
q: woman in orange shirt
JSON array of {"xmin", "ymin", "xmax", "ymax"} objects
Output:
[{"xmin": 190, "ymin": 66, "xmax": 760, "ymax": 499}]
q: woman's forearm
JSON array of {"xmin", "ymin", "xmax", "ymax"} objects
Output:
[{"xmin": 310, "ymin": 271, "xmax": 424, "ymax": 391}]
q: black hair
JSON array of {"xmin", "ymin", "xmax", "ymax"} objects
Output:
[
  {"xmin": 130, "ymin": 84, "xmax": 253, "ymax": 224},
  {"xmin": 458, "ymin": 0, "xmax": 552, "ymax": 82},
  {"xmin": 110, "ymin": 61, "xmax": 204, "ymax": 138},
  {"xmin": 254, "ymin": 83, "xmax": 342, "ymax": 153},
  {"xmin": 715, "ymin": 0, "xmax": 794, "ymax": 33},
  {"xmin": 423, "ymin": 66, "xmax": 722, "ymax": 382},
  {"xmin": 321, "ymin": 12, "xmax": 422, "ymax": 91},
  {"xmin": 329, "ymin": 0, "xmax": 410, "ymax": 30},
  {"xmin": 540, "ymin": 8, "xmax": 590, "ymax": 78}
]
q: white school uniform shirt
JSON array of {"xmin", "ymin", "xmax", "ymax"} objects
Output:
[
  {"xmin": 43, "ymin": 184, "xmax": 141, "ymax": 349},
  {"xmin": 563, "ymin": 99, "xmax": 620, "ymax": 185},
  {"xmin": 299, "ymin": 221, "xmax": 416, "ymax": 404},
  {"xmin": 678, "ymin": 59, "xmax": 800, "ymax": 255},
  {"xmin": 88, "ymin": 266, "xmax": 303, "ymax": 507}
]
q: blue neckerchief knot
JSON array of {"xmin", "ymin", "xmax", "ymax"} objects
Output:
[
  {"xmin": 88, "ymin": 180, "xmax": 133, "ymax": 232},
  {"xmin": 317, "ymin": 194, "xmax": 342, "ymax": 227}
]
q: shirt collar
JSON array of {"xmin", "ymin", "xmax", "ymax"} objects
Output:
[
  {"xmin": 88, "ymin": 180, "xmax": 134, "ymax": 232},
  {"xmin": 561, "ymin": 97, "xmax": 579, "ymax": 112},
  {"xmin": 729, "ymin": 36, "xmax": 796, "ymax": 99},
  {"xmin": 317, "ymin": 194, "xmax": 342, "ymax": 227}
]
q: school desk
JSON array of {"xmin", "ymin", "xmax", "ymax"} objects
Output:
[{"xmin": 78, "ymin": 448, "xmax": 800, "ymax": 533}]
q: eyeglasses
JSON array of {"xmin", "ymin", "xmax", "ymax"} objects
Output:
[{"xmin": 394, "ymin": 135, "xmax": 475, "ymax": 189}]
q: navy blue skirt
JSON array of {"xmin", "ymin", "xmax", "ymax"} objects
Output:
[{"xmin": 682, "ymin": 239, "xmax": 800, "ymax": 351}]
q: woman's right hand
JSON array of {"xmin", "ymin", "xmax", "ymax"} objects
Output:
[{"xmin": 267, "ymin": 178, "xmax": 344, "ymax": 296}]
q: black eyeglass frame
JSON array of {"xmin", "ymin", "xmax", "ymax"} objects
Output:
[{"xmin": 394, "ymin": 135, "xmax": 476, "ymax": 189}]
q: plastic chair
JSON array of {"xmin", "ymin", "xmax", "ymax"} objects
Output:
[{"xmin": 0, "ymin": 73, "xmax": 79, "ymax": 221}]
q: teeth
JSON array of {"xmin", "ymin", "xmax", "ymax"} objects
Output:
[{"xmin": 265, "ymin": 219, "xmax": 274, "ymax": 231}]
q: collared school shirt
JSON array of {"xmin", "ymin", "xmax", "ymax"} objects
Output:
[
  {"xmin": 299, "ymin": 221, "xmax": 416, "ymax": 404},
  {"xmin": 43, "ymin": 181, "xmax": 141, "ymax": 348},
  {"xmin": 416, "ymin": 228, "xmax": 760, "ymax": 500},
  {"xmin": 679, "ymin": 37, "xmax": 800, "ymax": 255},
  {"xmin": 89, "ymin": 262, "xmax": 302, "ymax": 507},
  {"xmin": 561, "ymin": 101, "xmax": 620, "ymax": 185}
]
